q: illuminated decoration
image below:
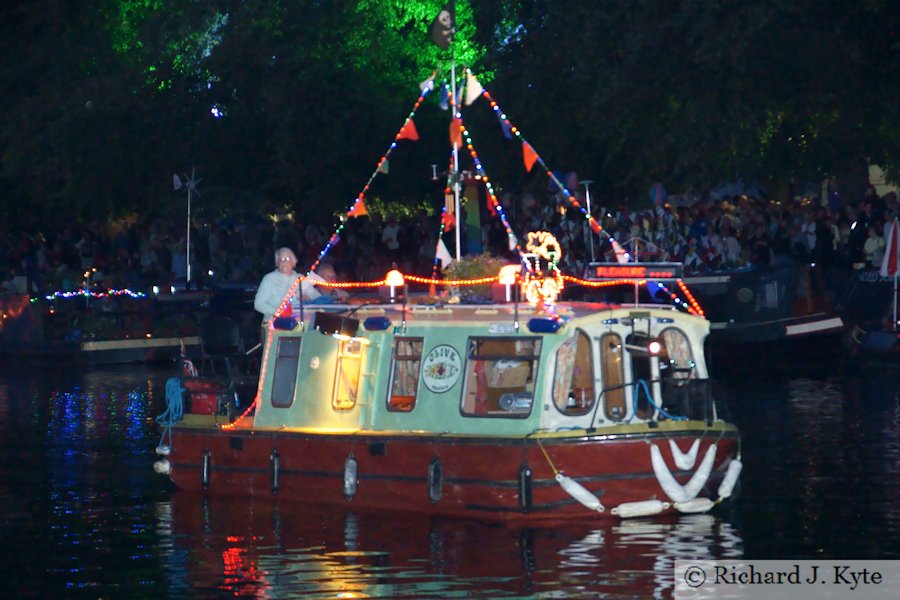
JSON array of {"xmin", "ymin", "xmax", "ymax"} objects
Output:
[
  {"xmin": 41, "ymin": 288, "xmax": 148, "ymax": 301},
  {"xmin": 587, "ymin": 262, "xmax": 684, "ymax": 281},
  {"xmin": 385, "ymin": 269, "xmax": 405, "ymax": 303},
  {"xmin": 309, "ymin": 83, "xmax": 435, "ymax": 274},
  {"xmin": 558, "ymin": 274, "xmax": 704, "ymax": 317},
  {"xmin": 521, "ymin": 231, "xmax": 564, "ymax": 309},
  {"xmin": 473, "ymin": 77, "xmax": 629, "ymax": 256}
]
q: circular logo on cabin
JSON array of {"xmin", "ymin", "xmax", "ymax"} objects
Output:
[{"xmin": 422, "ymin": 344, "xmax": 462, "ymax": 394}]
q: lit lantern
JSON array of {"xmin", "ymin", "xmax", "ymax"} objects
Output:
[
  {"xmin": 497, "ymin": 264, "xmax": 521, "ymax": 302},
  {"xmin": 385, "ymin": 269, "xmax": 405, "ymax": 303}
]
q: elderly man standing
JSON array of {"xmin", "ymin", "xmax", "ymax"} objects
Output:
[{"xmin": 254, "ymin": 247, "xmax": 300, "ymax": 323}]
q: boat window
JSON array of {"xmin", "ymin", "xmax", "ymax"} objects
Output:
[
  {"xmin": 387, "ymin": 337, "xmax": 423, "ymax": 412},
  {"xmin": 270, "ymin": 336, "xmax": 301, "ymax": 408},
  {"xmin": 552, "ymin": 330, "xmax": 595, "ymax": 415},
  {"xmin": 461, "ymin": 338, "xmax": 541, "ymax": 418},
  {"xmin": 600, "ymin": 333, "xmax": 626, "ymax": 420},
  {"xmin": 658, "ymin": 327, "xmax": 695, "ymax": 379},
  {"xmin": 333, "ymin": 338, "xmax": 363, "ymax": 410}
]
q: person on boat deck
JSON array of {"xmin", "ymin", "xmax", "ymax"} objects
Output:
[
  {"xmin": 301, "ymin": 263, "xmax": 349, "ymax": 305},
  {"xmin": 253, "ymin": 247, "xmax": 301, "ymax": 322}
]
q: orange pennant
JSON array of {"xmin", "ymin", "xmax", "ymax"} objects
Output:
[
  {"xmin": 441, "ymin": 211, "xmax": 456, "ymax": 230},
  {"xmin": 397, "ymin": 119, "xmax": 419, "ymax": 141},
  {"xmin": 522, "ymin": 142, "xmax": 539, "ymax": 172},
  {"xmin": 449, "ymin": 117, "xmax": 462, "ymax": 147},
  {"xmin": 347, "ymin": 196, "xmax": 368, "ymax": 217}
]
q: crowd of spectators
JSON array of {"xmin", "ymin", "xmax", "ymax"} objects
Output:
[{"xmin": 2, "ymin": 183, "xmax": 898, "ymax": 298}]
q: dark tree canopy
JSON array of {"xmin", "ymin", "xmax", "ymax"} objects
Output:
[{"xmin": 0, "ymin": 0, "xmax": 898, "ymax": 223}]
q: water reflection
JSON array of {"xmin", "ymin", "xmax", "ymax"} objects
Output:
[
  {"xmin": 2, "ymin": 366, "xmax": 899, "ymax": 599},
  {"xmin": 154, "ymin": 494, "xmax": 743, "ymax": 599}
]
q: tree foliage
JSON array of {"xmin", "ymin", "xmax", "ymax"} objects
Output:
[{"xmin": 0, "ymin": 0, "xmax": 898, "ymax": 224}]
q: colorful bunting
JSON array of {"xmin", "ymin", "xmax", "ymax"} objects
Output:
[
  {"xmin": 439, "ymin": 85, "xmax": 450, "ymax": 110},
  {"xmin": 441, "ymin": 210, "xmax": 456, "ymax": 230},
  {"xmin": 450, "ymin": 117, "xmax": 462, "ymax": 147},
  {"xmin": 347, "ymin": 196, "xmax": 368, "ymax": 218},
  {"xmin": 498, "ymin": 116, "xmax": 513, "ymax": 139},
  {"xmin": 523, "ymin": 142, "xmax": 539, "ymax": 172},
  {"xmin": 377, "ymin": 159, "xmax": 390, "ymax": 174},
  {"xmin": 397, "ymin": 119, "xmax": 419, "ymax": 141},
  {"xmin": 464, "ymin": 71, "xmax": 483, "ymax": 106},
  {"xmin": 435, "ymin": 238, "xmax": 453, "ymax": 268}
]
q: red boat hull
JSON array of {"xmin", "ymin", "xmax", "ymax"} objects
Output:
[{"xmin": 166, "ymin": 425, "xmax": 740, "ymax": 522}]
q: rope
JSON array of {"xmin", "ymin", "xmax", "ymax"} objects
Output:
[
  {"xmin": 535, "ymin": 438, "xmax": 559, "ymax": 476},
  {"xmin": 156, "ymin": 377, "xmax": 185, "ymax": 450}
]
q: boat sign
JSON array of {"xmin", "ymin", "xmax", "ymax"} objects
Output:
[
  {"xmin": 587, "ymin": 262, "xmax": 684, "ymax": 281},
  {"xmin": 422, "ymin": 344, "xmax": 462, "ymax": 393},
  {"xmin": 489, "ymin": 322, "xmax": 517, "ymax": 334}
]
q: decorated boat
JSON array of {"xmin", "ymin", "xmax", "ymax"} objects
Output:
[
  {"xmin": 154, "ymin": 238, "xmax": 741, "ymax": 521},
  {"xmin": 0, "ymin": 287, "xmax": 205, "ymax": 366},
  {"xmin": 153, "ymin": 64, "xmax": 741, "ymax": 520}
]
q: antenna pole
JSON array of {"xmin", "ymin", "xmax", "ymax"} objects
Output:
[
  {"xmin": 451, "ymin": 60, "xmax": 461, "ymax": 262},
  {"xmin": 580, "ymin": 179, "xmax": 595, "ymax": 262},
  {"xmin": 186, "ymin": 167, "xmax": 193, "ymax": 287}
]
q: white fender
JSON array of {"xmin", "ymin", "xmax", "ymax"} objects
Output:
[
  {"xmin": 555, "ymin": 473, "xmax": 605, "ymax": 512},
  {"xmin": 717, "ymin": 458, "xmax": 743, "ymax": 499},
  {"xmin": 155, "ymin": 445, "xmax": 170, "ymax": 456},
  {"xmin": 611, "ymin": 499, "xmax": 670, "ymax": 518},
  {"xmin": 650, "ymin": 443, "xmax": 717, "ymax": 503},
  {"xmin": 153, "ymin": 459, "xmax": 171, "ymax": 475},
  {"xmin": 674, "ymin": 497, "xmax": 715, "ymax": 514},
  {"xmin": 669, "ymin": 438, "xmax": 700, "ymax": 470}
]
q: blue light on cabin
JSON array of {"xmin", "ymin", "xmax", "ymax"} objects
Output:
[
  {"xmin": 656, "ymin": 317, "xmax": 674, "ymax": 323},
  {"xmin": 602, "ymin": 318, "xmax": 619, "ymax": 324},
  {"xmin": 364, "ymin": 316, "xmax": 392, "ymax": 331},
  {"xmin": 527, "ymin": 317, "xmax": 563, "ymax": 333}
]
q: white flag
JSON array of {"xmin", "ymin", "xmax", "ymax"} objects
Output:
[
  {"xmin": 173, "ymin": 173, "xmax": 183, "ymax": 191},
  {"xmin": 464, "ymin": 71, "xmax": 484, "ymax": 106},
  {"xmin": 435, "ymin": 238, "xmax": 453, "ymax": 269},
  {"xmin": 508, "ymin": 233, "xmax": 518, "ymax": 252},
  {"xmin": 611, "ymin": 239, "xmax": 630, "ymax": 263}
]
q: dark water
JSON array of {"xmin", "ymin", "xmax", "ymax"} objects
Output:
[{"xmin": 0, "ymin": 363, "xmax": 898, "ymax": 599}]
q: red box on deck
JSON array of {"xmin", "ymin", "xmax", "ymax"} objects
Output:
[{"xmin": 184, "ymin": 379, "xmax": 226, "ymax": 415}]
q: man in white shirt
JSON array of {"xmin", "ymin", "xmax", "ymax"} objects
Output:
[{"xmin": 253, "ymin": 247, "xmax": 300, "ymax": 322}]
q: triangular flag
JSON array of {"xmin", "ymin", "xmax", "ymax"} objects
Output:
[
  {"xmin": 173, "ymin": 173, "xmax": 183, "ymax": 191},
  {"xmin": 449, "ymin": 117, "xmax": 462, "ymax": 147},
  {"xmin": 419, "ymin": 73, "xmax": 435, "ymax": 93},
  {"xmin": 880, "ymin": 217, "xmax": 899, "ymax": 277},
  {"xmin": 441, "ymin": 211, "xmax": 456, "ymax": 230},
  {"xmin": 498, "ymin": 116, "xmax": 513, "ymax": 139},
  {"xmin": 435, "ymin": 238, "xmax": 453, "ymax": 269},
  {"xmin": 522, "ymin": 142, "xmax": 539, "ymax": 172},
  {"xmin": 464, "ymin": 72, "xmax": 483, "ymax": 105},
  {"xmin": 487, "ymin": 196, "xmax": 497, "ymax": 217},
  {"xmin": 439, "ymin": 86, "xmax": 449, "ymax": 110},
  {"xmin": 397, "ymin": 119, "xmax": 419, "ymax": 141},
  {"xmin": 377, "ymin": 158, "xmax": 390, "ymax": 174},
  {"xmin": 508, "ymin": 233, "xmax": 518, "ymax": 252},
  {"xmin": 611, "ymin": 239, "xmax": 630, "ymax": 264},
  {"xmin": 430, "ymin": 1, "xmax": 456, "ymax": 50},
  {"xmin": 348, "ymin": 196, "xmax": 368, "ymax": 218}
]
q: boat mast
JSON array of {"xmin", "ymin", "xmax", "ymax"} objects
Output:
[{"xmin": 451, "ymin": 60, "xmax": 461, "ymax": 262}]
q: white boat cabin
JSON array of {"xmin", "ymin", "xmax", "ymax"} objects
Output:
[{"xmin": 251, "ymin": 302, "xmax": 717, "ymax": 435}]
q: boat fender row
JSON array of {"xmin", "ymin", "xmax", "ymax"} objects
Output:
[
  {"xmin": 270, "ymin": 450, "xmax": 280, "ymax": 495},
  {"xmin": 428, "ymin": 458, "xmax": 443, "ymax": 503},
  {"xmin": 555, "ymin": 472, "xmax": 605, "ymax": 512},
  {"xmin": 650, "ymin": 443, "xmax": 716, "ymax": 504},
  {"xmin": 717, "ymin": 458, "xmax": 743, "ymax": 500},
  {"xmin": 343, "ymin": 455, "xmax": 358, "ymax": 500},
  {"xmin": 519, "ymin": 465, "xmax": 533, "ymax": 512},
  {"xmin": 674, "ymin": 497, "xmax": 716, "ymax": 514},
  {"xmin": 611, "ymin": 499, "xmax": 670, "ymax": 518},
  {"xmin": 668, "ymin": 438, "xmax": 700, "ymax": 470},
  {"xmin": 201, "ymin": 449, "xmax": 212, "ymax": 488}
]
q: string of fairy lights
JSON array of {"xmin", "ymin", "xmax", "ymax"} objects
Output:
[{"xmin": 307, "ymin": 81, "xmax": 435, "ymax": 275}]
